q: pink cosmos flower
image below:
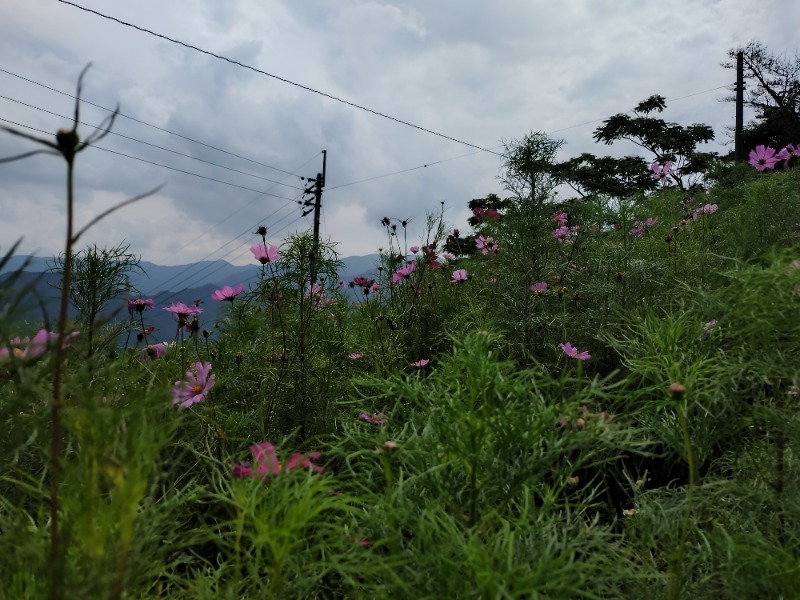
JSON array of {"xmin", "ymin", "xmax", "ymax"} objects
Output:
[
  {"xmin": 560, "ymin": 342, "xmax": 591, "ymax": 361},
  {"xmin": 691, "ymin": 203, "xmax": 719, "ymax": 220},
  {"xmin": 650, "ymin": 161, "xmax": 673, "ymax": 183},
  {"xmin": 0, "ymin": 329, "xmax": 79, "ymax": 362},
  {"xmin": 306, "ymin": 283, "xmax": 333, "ymax": 306},
  {"xmin": 164, "ymin": 302, "xmax": 202, "ymax": 321},
  {"xmin": 369, "ymin": 282, "xmax": 381, "ymax": 294},
  {"xmin": 552, "ymin": 225, "xmax": 571, "ymax": 240},
  {"xmin": 140, "ymin": 342, "xmax": 167, "ymax": 361},
  {"xmin": 211, "ymin": 283, "xmax": 245, "ymax": 302},
  {"xmin": 749, "ymin": 145, "xmax": 779, "ymax": 171},
  {"xmin": 232, "ymin": 442, "xmax": 323, "ymax": 479},
  {"xmin": 409, "ymin": 245, "xmax": 420, "ymax": 253},
  {"xmin": 391, "ymin": 260, "xmax": 416, "ymax": 284},
  {"xmin": 233, "ymin": 442, "xmax": 280, "ymax": 479},
  {"xmin": 529, "ymin": 281, "xmax": 548, "ymax": 295},
  {"xmin": 451, "ymin": 268, "xmax": 468, "ymax": 283},
  {"xmin": 552, "ymin": 211, "xmax": 568, "ymax": 227},
  {"xmin": 359, "ymin": 411, "xmax": 388, "ymax": 425},
  {"xmin": 775, "ymin": 146, "xmax": 791, "ymax": 168},
  {"xmin": 472, "ymin": 207, "xmax": 501, "ymax": 222},
  {"xmin": 629, "ymin": 217, "xmax": 658, "ymax": 238},
  {"xmin": 128, "ymin": 298, "xmax": 155, "ymax": 315},
  {"xmin": 250, "ymin": 243, "xmax": 280, "ymax": 264},
  {"xmin": 349, "ymin": 352, "xmax": 363, "ymax": 360},
  {"xmin": 285, "ymin": 451, "xmax": 324, "ymax": 474},
  {"xmin": 172, "ymin": 361, "xmax": 215, "ymax": 409},
  {"xmin": 475, "ymin": 235, "xmax": 499, "ymax": 255},
  {"xmin": 411, "ymin": 359, "xmax": 430, "ymax": 368}
]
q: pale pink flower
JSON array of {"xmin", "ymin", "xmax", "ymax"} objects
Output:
[
  {"xmin": 650, "ymin": 161, "xmax": 673, "ymax": 183},
  {"xmin": 359, "ymin": 411, "xmax": 387, "ymax": 425},
  {"xmin": 140, "ymin": 342, "xmax": 167, "ymax": 361},
  {"xmin": 211, "ymin": 283, "xmax": 245, "ymax": 302},
  {"xmin": 451, "ymin": 268, "xmax": 468, "ymax": 283},
  {"xmin": 349, "ymin": 352, "xmax": 363, "ymax": 360},
  {"xmin": 411, "ymin": 359, "xmax": 430, "ymax": 368},
  {"xmin": 128, "ymin": 298, "xmax": 155, "ymax": 315},
  {"xmin": 164, "ymin": 302, "xmax": 202, "ymax": 322},
  {"xmin": 560, "ymin": 342, "xmax": 591, "ymax": 361},
  {"xmin": 250, "ymin": 243, "xmax": 280, "ymax": 264},
  {"xmin": 529, "ymin": 281, "xmax": 548, "ymax": 295},
  {"xmin": 0, "ymin": 329, "xmax": 78, "ymax": 362},
  {"xmin": 409, "ymin": 245, "xmax": 420, "ymax": 253},
  {"xmin": 172, "ymin": 361, "xmax": 215, "ymax": 409},
  {"xmin": 552, "ymin": 225, "xmax": 572, "ymax": 240},
  {"xmin": 475, "ymin": 235, "xmax": 498, "ymax": 255}
]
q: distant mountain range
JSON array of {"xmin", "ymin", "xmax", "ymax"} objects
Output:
[{"xmin": 0, "ymin": 254, "xmax": 381, "ymax": 342}]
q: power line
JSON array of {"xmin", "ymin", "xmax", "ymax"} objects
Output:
[
  {"xmin": 0, "ymin": 116, "xmax": 297, "ymax": 199},
  {"xmin": 140, "ymin": 153, "xmax": 324, "ymax": 297},
  {"xmin": 0, "ymin": 94, "xmax": 303, "ymax": 190},
  {"xmin": 0, "ymin": 66, "xmax": 303, "ymax": 177},
  {"xmin": 54, "ymin": 0, "xmax": 503, "ymax": 156}
]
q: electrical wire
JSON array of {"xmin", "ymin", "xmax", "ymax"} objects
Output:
[
  {"xmin": 0, "ymin": 94, "xmax": 303, "ymax": 190},
  {"xmin": 0, "ymin": 116, "xmax": 297, "ymax": 199},
  {"xmin": 0, "ymin": 66, "xmax": 303, "ymax": 177},
  {"xmin": 53, "ymin": 0, "xmax": 503, "ymax": 156}
]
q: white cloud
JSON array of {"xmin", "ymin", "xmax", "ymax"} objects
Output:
[{"xmin": 0, "ymin": 0, "xmax": 795, "ymax": 272}]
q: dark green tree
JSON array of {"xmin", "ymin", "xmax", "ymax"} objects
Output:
[
  {"xmin": 552, "ymin": 153, "xmax": 656, "ymax": 198},
  {"xmin": 723, "ymin": 41, "xmax": 800, "ymax": 150},
  {"xmin": 591, "ymin": 95, "xmax": 716, "ymax": 190},
  {"xmin": 500, "ymin": 131, "xmax": 564, "ymax": 204},
  {"xmin": 52, "ymin": 243, "xmax": 142, "ymax": 357}
]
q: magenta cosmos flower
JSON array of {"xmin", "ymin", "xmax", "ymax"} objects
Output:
[
  {"xmin": 172, "ymin": 361, "xmax": 215, "ymax": 409},
  {"xmin": 451, "ymin": 268, "xmax": 468, "ymax": 283},
  {"xmin": 560, "ymin": 342, "xmax": 591, "ymax": 361},
  {"xmin": 749, "ymin": 145, "xmax": 779, "ymax": 171},
  {"xmin": 211, "ymin": 283, "xmax": 244, "ymax": 302},
  {"xmin": 127, "ymin": 298, "xmax": 155, "ymax": 315},
  {"xmin": 250, "ymin": 243, "xmax": 280, "ymax": 264}
]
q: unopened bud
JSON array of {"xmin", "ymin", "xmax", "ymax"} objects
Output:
[{"xmin": 669, "ymin": 382, "xmax": 686, "ymax": 398}]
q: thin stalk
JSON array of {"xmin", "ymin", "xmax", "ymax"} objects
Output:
[
  {"xmin": 50, "ymin": 155, "xmax": 75, "ymax": 600},
  {"xmin": 670, "ymin": 402, "xmax": 698, "ymax": 600}
]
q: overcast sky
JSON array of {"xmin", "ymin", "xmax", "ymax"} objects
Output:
[{"xmin": 0, "ymin": 1, "xmax": 796, "ymax": 283}]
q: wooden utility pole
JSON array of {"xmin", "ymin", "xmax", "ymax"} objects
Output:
[
  {"xmin": 734, "ymin": 51, "xmax": 744, "ymax": 163},
  {"xmin": 308, "ymin": 149, "xmax": 326, "ymax": 288}
]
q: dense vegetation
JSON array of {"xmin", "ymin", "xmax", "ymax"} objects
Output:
[{"xmin": 2, "ymin": 61, "xmax": 800, "ymax": 598}]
